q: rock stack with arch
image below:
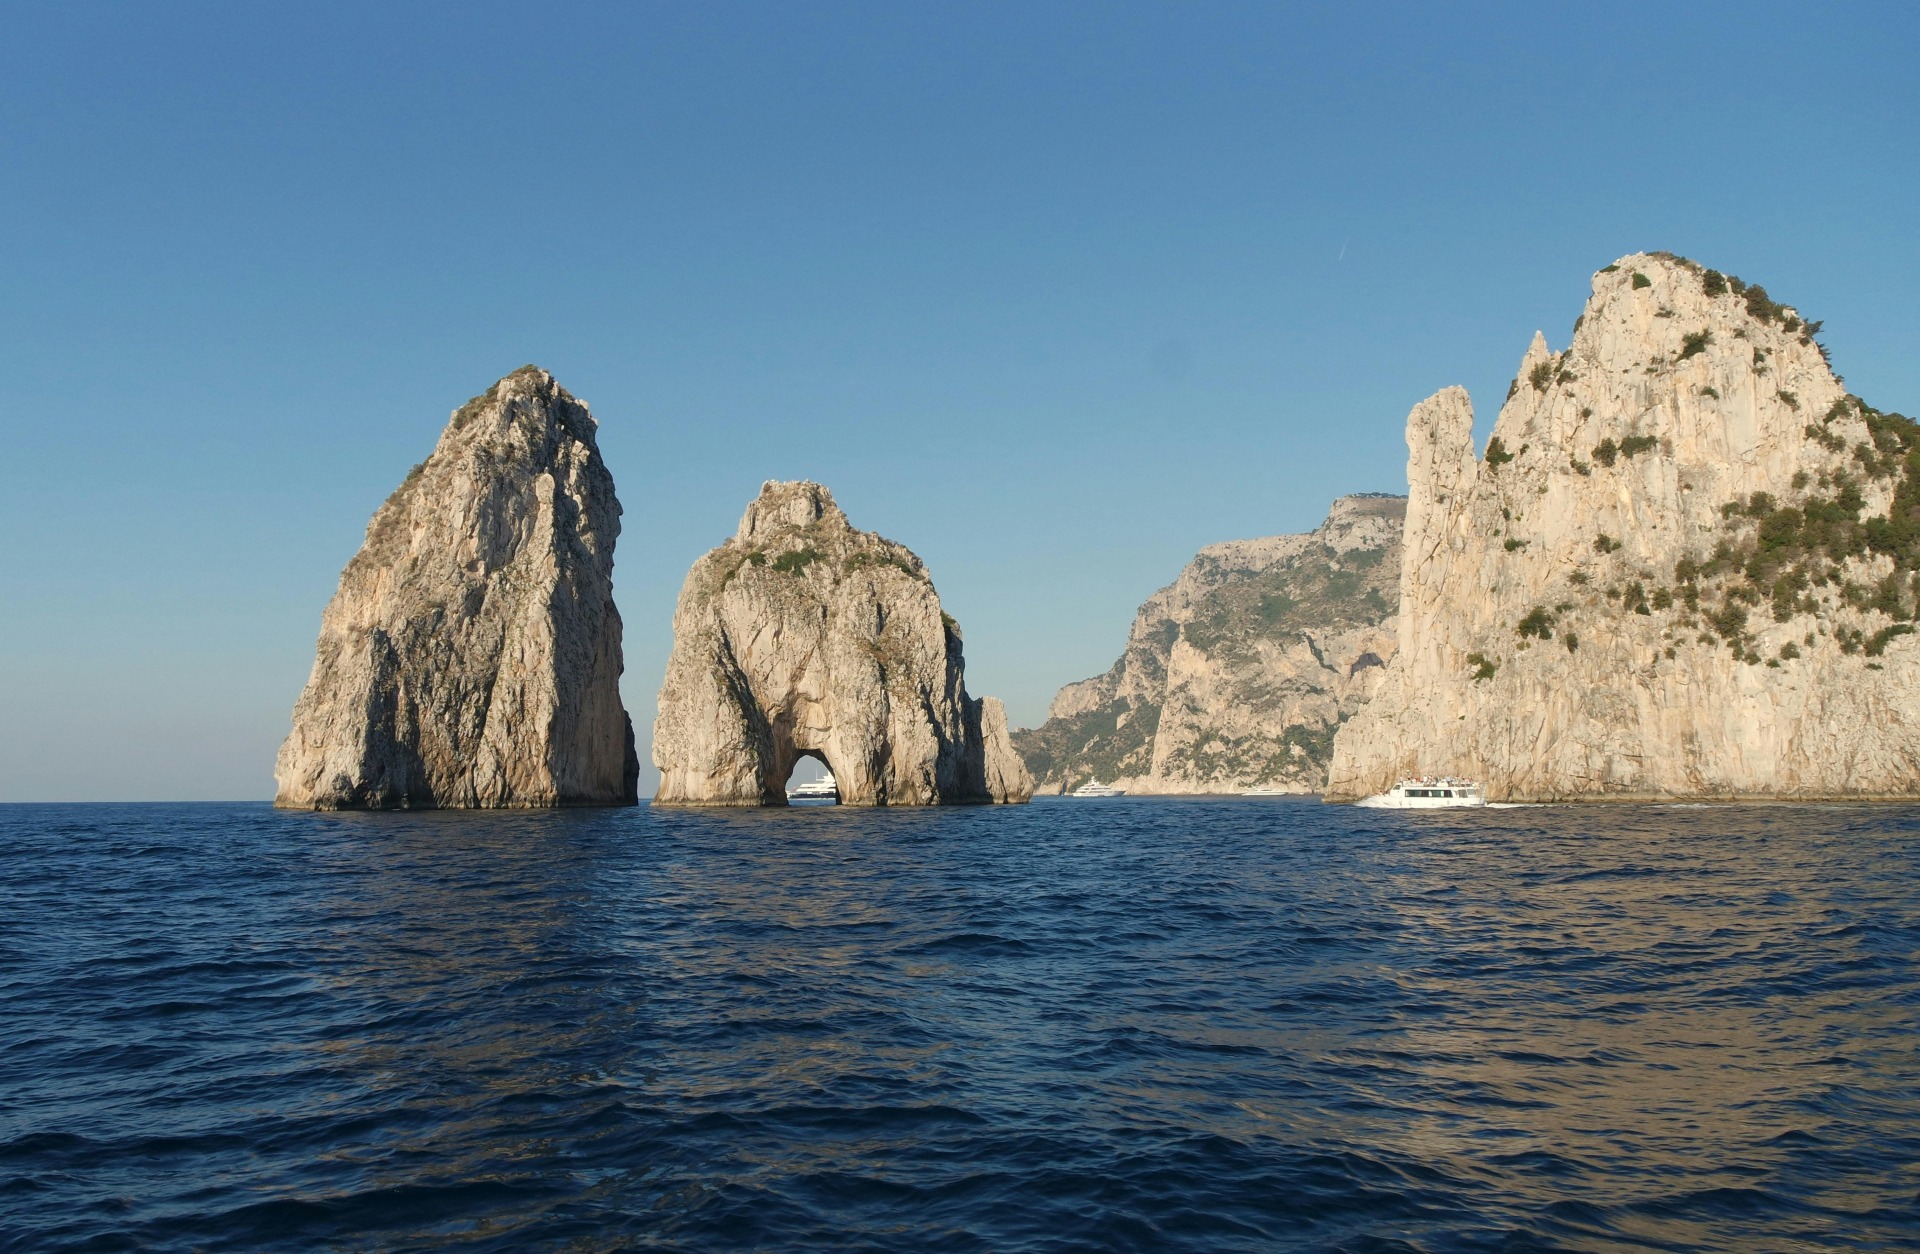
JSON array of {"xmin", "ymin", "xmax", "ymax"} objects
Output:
[{"xmin": 652, "ymin": 481, "xmax": 1032, "ymax": 806}]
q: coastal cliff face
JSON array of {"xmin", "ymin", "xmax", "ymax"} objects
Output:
[
  {"xmin": 1016, "ymin": 495, "xmax": 1404, "ymax": 794},
  {"xmin": 275, "ymin": 366, "xmax": 638, "ymax": 809},
  {"xmin": 652, "ymin": 481, "xmax": 1032, "ymax": 806},
  {"xmin": 1329, "ymin": 252, "xmax": 1920, "ymax": 801}
]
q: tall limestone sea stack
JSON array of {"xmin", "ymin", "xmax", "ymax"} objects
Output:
[
  {"xmin": 1016, "ymin": 495, "xmax": 1405, "ymax": 794},
  {"xmin": 1329, "ymin": 253, "xmax": 1920, "ymax": 801},
  {"xmin": 653, "ymin": 481, "xmax": 1031, "ymax": 806},
  {"xmin": 275, "ymin": 366, "xmax": 639, "ymax": 809}
]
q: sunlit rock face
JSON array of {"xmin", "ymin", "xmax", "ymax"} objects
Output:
[
  {"xmin": 1331, "ymin": 253, "xmax": 1920, "ymax": 801},
  {"xmin": 275, "ymin": 366, "xmax": 638, "ymax": 809},
  {"xmin": 652, "ymin": 481, "xmax": 1032, "ymax": 806},
  {"xmin": 1015, "ymin": 495, "xmax": 1405, "ymax": 794}
]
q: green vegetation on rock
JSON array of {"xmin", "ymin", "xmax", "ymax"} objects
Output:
[
  {"xmin": 1181, "ymin": 545, "xmax": 1392, "ymax": 660},
  {"xmin": 1013, "ymin": 497, "xmax": 1406, "ymax": 793},
  {"xmin": 771, "ymin": 547, "xmax": 821, "ymax": 575},
  {"xmin": 1012, "ymin": 697, "xmax": 1161, "ymax": 791},
  {"xmin": 1516, "ymin": 607, "xmax": 1556, "ymax": 640}
]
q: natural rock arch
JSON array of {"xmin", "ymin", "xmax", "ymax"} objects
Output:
[
  {"xmin": 785, "ymin": 748, "xmax": 838, "ymax": 800},
  {"xmin": 652, "ymin": 481, "xmax": 1032, "ymax": 806}
]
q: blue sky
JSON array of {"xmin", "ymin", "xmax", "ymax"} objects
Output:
[{"xmin": 2, "ymin": 1, "xmax": 1915, "ymax": 801}]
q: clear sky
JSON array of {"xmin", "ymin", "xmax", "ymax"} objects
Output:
[{"xmin": 2, "ymin": 1, "xmax": 1915, "ymax": 801}]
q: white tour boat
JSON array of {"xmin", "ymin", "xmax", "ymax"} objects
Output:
[
  {"xmin": 786, "ymin": 770, "xmax": 839, "ymax": 801},
  {"xmin": 1355, "ymin": 777, "xmax": 1487, "ymax": 809},
  {"xmin": 1240, "ymin": 786, "xmax": 1291, "ymax": 797},
  {"xmin": 1069, "ymin": 780, "xmax": 1125, "ymax": 798}
]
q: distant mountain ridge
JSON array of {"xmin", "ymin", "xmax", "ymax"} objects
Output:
[{"xmin": 1016, "ymin": 494, "xmax": 1404, "ymax": 794}]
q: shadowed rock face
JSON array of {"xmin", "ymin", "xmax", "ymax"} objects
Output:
[
  {"xmin": 1014, "ymin": 494, "xmax": 1405, "ymax": 795},
  {"xmin": 275, "ymin": 366, "xmax": 638, "ymax": 809},
  {"xmin": 1330, "ymin": 252, "xmax": 1920, "ymax": 801},
  {"xmin": 652, "ymin": 481, "xmax": 1032, "ymax": 806}
]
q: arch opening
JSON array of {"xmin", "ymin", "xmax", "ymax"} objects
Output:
[{"xmin": 783, "ymin": 750, "xmax": 839, "ymax": 805}]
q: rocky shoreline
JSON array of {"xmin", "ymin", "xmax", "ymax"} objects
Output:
[{"xmin": 273, "ymin": 254, "xmax": 1920, "ymax": 806}]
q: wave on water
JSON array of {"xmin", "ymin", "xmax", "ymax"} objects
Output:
[{"xmin": 3, "ymin": 798, "xmax": 1918, "ymax": 1251}]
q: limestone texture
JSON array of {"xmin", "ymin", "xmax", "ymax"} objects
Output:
[
  {"xmin": 275, "ymin": 366, "xmax": 638, "ymax": 809},
  {"xmin": 1329, "ymin": 252, "xmax": 1920, "ymax": 801},
  {"xmin": 1015, "ymin": 495, "xmax": 1404, "ymax": 794},
  {"xmin": 651, "ymin": 481, "xmax": 1032, "ymax": 806}
]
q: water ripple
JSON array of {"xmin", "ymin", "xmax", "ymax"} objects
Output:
[{"xmin": 1, "ymin": 799, "xmax": 1917, "ymax": 1250}]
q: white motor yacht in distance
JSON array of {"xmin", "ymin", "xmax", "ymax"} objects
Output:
[
  {"xmin": 1355, "ymin": 777, "xmax": 1487, "ymax": 809},
  {"xmin": 1069, "ymin": 780, "xmax": 1125, "ymax": 798},
  {"xmin": 786, "ymin": 770, "xmax": 838, "ymax": 801}
]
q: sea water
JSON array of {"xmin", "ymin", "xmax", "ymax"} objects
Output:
[{"xmin": 2, "ymin": 799, "xmax": 1917, "ymax": 1251}]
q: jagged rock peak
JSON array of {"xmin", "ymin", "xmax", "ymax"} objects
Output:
[
  {"xmin": 738, "ymin": 479, "xmax": 840, "ymax": 539},
  {"xmin": 652, "ymin": 480, "xmax": 1031, "ymax": 806},
  {"xmin": 1330, "ymin": 252, "xmax": 1920, "ymax": 800},
  {"xmin": 1016, "ymin": 493, "xmax": 1405, "ymax": 795},
  {"xmin": 274, "ymin": 365, "xmax": 638, "ymax": 809}
]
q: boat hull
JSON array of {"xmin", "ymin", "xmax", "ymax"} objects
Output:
[
  {"xmin": 1355, "ymin": 778, "xmax": 1487, "ymax": 809},
  {"xmin": 1354, "ymin": 793, "xmax": 1487, "ymax": 809}
]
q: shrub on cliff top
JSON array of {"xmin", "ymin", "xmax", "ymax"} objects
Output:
[
  {"xmin": 1743, "ymin": 283, "xmax": 1786, "ymax": 324},
  {"xmin": 1866, "ymin": 624, "xmax": 1915, "ymax": 657},
  {"xmin": 1632, "ymin": 272, "xmax": 1652, "ymax": 289},
  {"xmin": 771, "ymin": 547, "xmax": 821, "ymax": 575},
  {"xmin": 1706, "ymin": 602, "xmax": 1749, "ymax": 643},
  {"xmin": 844, "ymin": 550, "xmax": 920, "ymax": 579},
  {"xmin": 1589, "ymin": 435, "xmax": 1651, "ymax": 464}
]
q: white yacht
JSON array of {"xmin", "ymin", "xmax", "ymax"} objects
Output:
[
  {"xmin": 1069, "ymin": 780, "xmax": 1125, "ymax": 798},
  {"xmin": 1355, "ymin": 777, "xmax": 1487, "ymax": 809},
  {"xmin": 786, "ymin": 770, "xmax": 838, "ymax": 801},
  {"xmin": 1240, "ymin": 786, "xmax": 1291, "ymax": 797}
]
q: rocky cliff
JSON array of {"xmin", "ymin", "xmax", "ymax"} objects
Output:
[
  {"xmin": 652, "ymin": 481, "xmax": 1032, "ymax": 806},
  {"xmin": 1016, "ymin": 495, "xmax": 1404, "ymax": 794},
  {"xmin": 275, "ymin": 366, "xmax": 638, "ymax": 809},
  {"xmin": 1329, "ymin": 252, "xmax": 1920, "ymax": 800}
]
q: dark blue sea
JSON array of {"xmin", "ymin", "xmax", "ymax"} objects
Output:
[{"xmin": 4, "ymin": 799, "xmax": 1918, "ymax": 1252}]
